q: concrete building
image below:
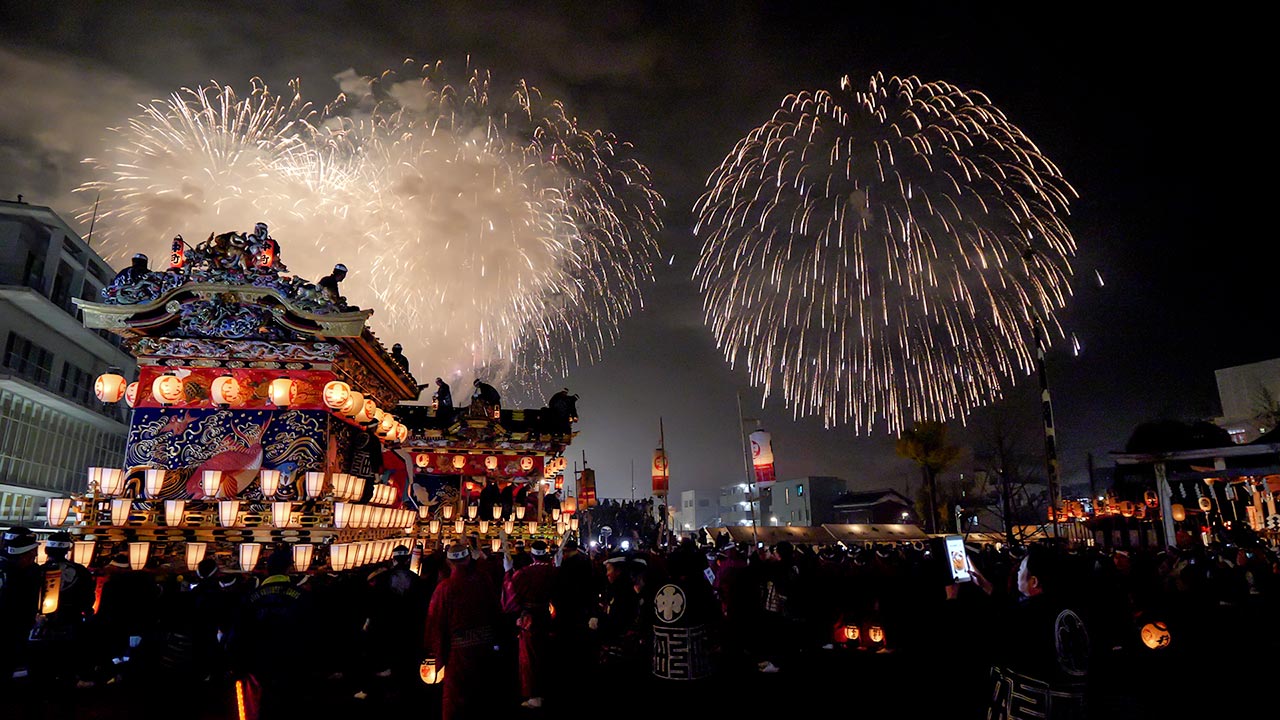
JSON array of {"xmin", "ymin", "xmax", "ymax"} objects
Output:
[
  {"xmin": 1, "ymin": 199, "xmax": 133, "ymax": 525},
  {"xmin": 769, "ymin": 476, "xmax": 847, "ymax": 526},
  {"xmin": 719, "ymin": 481, "xmax": 767, "ymax": 527},
  {"xmin": 676, "ymin": 488, "xmax": 719, "ymax": 532},
  {"xmin": 1214, "ymin": 357, "xmax": 1280, "ymax": 444}
]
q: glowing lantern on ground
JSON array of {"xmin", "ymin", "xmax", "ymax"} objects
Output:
[
  {"xmin": 268, "ymin": 377, "xmax": 296, "ymax": 408},
  {"xmin": 211, "ymin": 375, "xmax": 243, "ymax": 407},
  {"xmin": 453, "ymin": 455, "xmax": 467, "ymax": 470},
  {"xmin": 1197, "ymin": 496, "xmax": 1213, "ymax": 512},
  {"xmin": 152, "ymin": 374, "xmax": 185, "ymax": 405},
  {"xmin": 1140, "ymin": 621, "xmax": 1171, "ymax": 649},
  {"xmin": 868, "ymin": 625, "xmax": 885, "ymax": 645},
  {"xmin": 415, "ymin": 454, "xmax": 431, "ymax": 469},
  {"xmin": 419, "ymin": 658, "xmax": 444, "ymax": 685},
  {"xmin": 184, "ymin": 542, "xmax": 206, "ymax": 569},
  {"xmin": 323, "ymin": 381, "xmax": 351, "ymax": 409},
  {"xmin": 520, "ymin": 457, "xmax": 534, "ymax": 472},
  {"xmin": 94, "ymin": 371, "xmax": 127, "ymax": 403},
  {"xmin": 293, "ymin": 544, "xmax": 314, "ymax": 572},
  {"xmin": 838, "ymin": 625, "xmax": 859, "ymax": 643},
  {"xmin": 1171, "ymin": 504, "xmax": 1186, "ymax": 522},
  {"xmin": 341, "ymin": 391, "xmax": 364, "ymax": 417},
  {"xmin": 164, "ymin": 499, "xmax": 186, "ymax": 527},
  {"xmin": 238, "ymin": 543, "xmax": 262, "ymax": 572},
  {"xmin": 128, "ymin": 542, "xmax": 150, "ymax": 571},
  {"xmin": 125, "ymin": 382, "xmax": 139, "ymax": 408}
]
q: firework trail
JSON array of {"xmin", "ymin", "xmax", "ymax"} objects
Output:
[
  {"xmin": 693, "ymin": 73, "xmax": 1077, "ymax": 434},
  {"xmin": 78, "ymin": 61, "xmax": 663, "ymax": 399}
]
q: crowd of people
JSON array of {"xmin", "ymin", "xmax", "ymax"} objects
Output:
[{"xmin": 3, "ymin": 519, "xmax": 1273, "ymax": 719}]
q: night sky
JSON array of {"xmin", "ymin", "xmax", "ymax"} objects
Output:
[{"xmin": 2, "ymin": 2, "xmax": 1274, "ymax": 500}]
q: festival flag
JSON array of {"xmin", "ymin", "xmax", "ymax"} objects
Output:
[
  {"xmin": 652, "ymin": 448, "xmax": 669, "ymax": 496},
  {"xmin": 579, "ymin": 468, "xmax": 598, "ymax": 508},
  {"xmin": 750, "ymin": 430, "xmax": 776, "ymax": 486}
]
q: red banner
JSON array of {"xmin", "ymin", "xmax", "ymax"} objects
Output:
[
  {"xmin": 750, "ymin": 430, "xmax": 776, "ymax": 486},
  {"xmin": 652, "ymin": 448, "xmax": 669, "ymax": 496},
  {"xmin": 579, "ymin": 468, "xmax": 597, "ymax": 508}
]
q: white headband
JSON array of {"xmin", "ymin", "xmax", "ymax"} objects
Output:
[
  {"xmin": 446, "ymin": 547, "xmax": 470, "ymax": 560},
  {"xmin": 46, "ymin": 540, "xmax": 73, "ymax": 550},
  {"xmin": 530, "ymin": 548, "xmax": 548, "ymax": 556},
  {"xmin": 5, "ymin": 541, "xmax": 37, "ymax": 555},
  {"xmin": 3, "ymin": 532, "xmax": 24, "ymax": 541}
]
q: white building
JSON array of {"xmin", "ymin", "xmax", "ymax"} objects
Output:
[
  {"xmin": 1215, "ymin": 358, "xmax": 1280, "ymax": 444},
  {"xmin": 770, "ymin": 476, "xmax": 847, "ymax": 526},
  {"xmin": 719, "ymin": 481, "xmax": 768, "ymax": 527},
  {"xmin": 676, "ymin": 489, "xmax": 718, "ymax": 532},
  {"xmin": 1, "ymin": 199, "xmax": 133, "ymax": 525}
]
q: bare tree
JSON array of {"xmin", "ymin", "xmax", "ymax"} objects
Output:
[{"xmin": 895, "ymin": 421, "xmax": 961, "ymax": 534}]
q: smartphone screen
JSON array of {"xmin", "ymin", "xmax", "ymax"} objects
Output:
[{"xmin": 945, "ymin": 535, "xmax": 972, "ymax": 583}]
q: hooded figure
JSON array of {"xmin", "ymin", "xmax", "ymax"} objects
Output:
[{"xmin": 426, "ymin": 541, "xmax": 501, "ymax": 719}]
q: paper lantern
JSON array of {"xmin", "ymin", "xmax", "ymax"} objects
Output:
[
  {"xmin": 305, "ymin": 471, "xmax": 325, "ymax": 499},
  {"xmin": 292, "ymin": 544, "xmax": 314, "ymax": 573},
  {"xmin": 202, "ymin": 470, "xmax": 223, "ymax": 499},
  {"xmin": 152, "ymin": 374, "xmax": 185, "ymax": 405},
  {"xmin": 218, "ymin": 500, "xmax": 240, "ymax": 527},
  {"xmin": 272, "ymin": 502, "xmax": 293, "ymax": 528},
  {"xmin": 143, "ymin": 468, "xmax": 166, "ymax": 498},
  {"xmin": 259, "ymin": 469, "xmax": 281, "ymax": 498},
  {"xmin": 551, "ymin": 508, "xmax": 561, "ymax": 521},
  {"xmin": 841, "ymin": 625, "xmax": 860, "ymax": 643},
  {"xmin": 868, "ymin": 625, "xmax": 885, "ymax": 645},
  {"xmin": 419, "ymin": 658, "xmax": 444, "ymax": 685},
  {"xmin": 520, "ymin": 457, "xmax": 534, "ymax": 472},
  {"xmin": 185, "ymin": 542, "xmax": 207, "ymax": 569},
  {"xmin": 94, "ymin": 371, "xmax": 127, "ymax": 403},
  {"xmin": 563, "ymin": 496, "xmax": 577, "ymax": 515},
  {"xmin": 492, "ymin": 503, "xmax": 503, "ymax": 520},
  {"xmin": 124, "ymin": 381, "xmax": 139, "ymax": 408},
  {"xmin": 268, "ymin": 377, "xmax": 296, "ymax": 408},
  {"xmin": 453, "ymin": 455, "xmax": 467, "ymax": 470},
  {"xmin": 332, "ymin": 473, "xmax": 351, "ymax": 500},
  {"xmin": 527, "ymin": 521, "xmax": 539, "ymax": 534},
  {"xmin": 72, "ymin": 540, "xmax": 95, "ymax": 566},
  {"xmin": 491, "ymin": 538, "xmax": 502, "ymax": 553},
  {"xmin": 1143, "ymin": 490, "xmax": 1159, "ymax": 508},
  {"xmin": 329, "ymin": 543, "xmax": 350, "ymax": 572},
  {"xmin": 323, "ymin": 381, "xmax": 351, "ymax": 410},
  {"xmin": 1135, "ymin": 504, "xmax": 1147, "ymax": 520},
  {"xmin": 484, "ymin": 456, "xmax": 498, "ymax": 471},
  {"xmin": 503, "ymin": 520, "xmax": 514, "ymax": 534},
  {"xmin": 516, "ymin": 505, "xmax": 526, "ymax": 520},
  {"xmin": 1140, "ymin": 621, "xmax": 1171, "ymax": 649},
  {"xmin": 442, "ymin": 504, "xmax": 455, "ymax": 520},
  {"xmin": 429, "ymin": 519, "xmax": 441, "ymax": 534},
  {"xmin": 454, "ymin": 519, "xmax": 466, "ymax": 534},
  {"xmin": 93, "ymin": 467, "xmax": 124, "ymax": 497},
  {"xmin": 415, "ymin": 453, "xmax": 431, "ymax": 469},
  {"xmin": 479, "ymin": 520, "xmax": 489, "ymax": 534},
  {"xmin": 128, "ymin": 542, "xmax": 150, "ymax": 571},
  {"xmin": 570, "ymin": 517, "xmax": 579, "ymax": 532},
  {"xmin": 238, "ymin": 543, "xmax": 262, "ymax": 572},
  {"xmin": 355, "ymin": 399, "xmax": 377, "ymax": 424},
  {"xmin": 164, "ymin": 499, "xmax": 187, "ymax": 527},
  {"xmin": 341, "ymin": 391, "xmax": 364, "ymax": 417},
  {"xmin": 46, "ymin": 497, "xmax": 71, "ymax": 527},
  {"xmin": 394, "ymin": 424, "xmax": 409, "ymax": 443},
  {"xmin": 1119, "ymin": 501, "xmax": 1135, "ymax": 518},
  {"xmin": 378, "ymin": 413, "xmax": 396, "ymax": 436},
  {"xmin": 333, "ymin": 502, "xmax": 351, "ymax": 529},
  {"xmin": 350, "ymin": 477, "xmax": 366, "ymax": 501},
  {"xmin": 1197, "ymin": 496, "xmax": 1213, "ymax": 512},
  {"xmin": 467, "ymin": 503, "xmax": 479, "ymax": 520},
  {"xmin": 210, "ymin": 375, "xmax": 243, "ymax": 407},
  {"xmin": 110, "ymin": 498, "xmax": 131, "ymax": 526},
  {"xmin": 1171, "ymin": 504, "xmax": 1186, "ymax": 522}
]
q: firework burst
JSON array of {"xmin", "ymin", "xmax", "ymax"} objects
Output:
[
  {"xmin": 78, "ymin": 61, "xmax": 663, "ymax": 399},
  {"xmin": 693, "ymin": 73, "xmax": 1077, "ymax": 433}
]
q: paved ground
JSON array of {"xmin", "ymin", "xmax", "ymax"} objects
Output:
[{"xmin": 5, "ymin": 641, "xmax": 1240, "ymax": 720}]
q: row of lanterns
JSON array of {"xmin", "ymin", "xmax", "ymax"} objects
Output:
[
  {"xmin": 414, "ymin": 453, "xmax": 541, "ymax": 472},
  {"xmin": 51, "ymin": 539, "xmax": 316, "ymax": 574},
  {"xmin": 332, "ymin": 502, "xmax": 414, "ymax": 529},
  {"xmin": 94, "ymin": 373, "xmax": 410, "ymax": 444},
  {"xmin": 330, "ymin": 538, "xmax": 413, "ymax": 571}
]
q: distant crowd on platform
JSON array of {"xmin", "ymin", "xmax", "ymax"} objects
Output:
[{"xmin": 3, "ymin": 521, "xmax": 1273, "ymax": 719}]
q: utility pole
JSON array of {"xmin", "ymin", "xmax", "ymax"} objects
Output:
[
  {"xmin": 630, "ymin": 459, "xmax": 635, "ymax": 502},
  {"xmin": 737, "ymin": 392, "xmax": 759, "ymax": 547},
  {"xmin": 658, "ymin": 417, "xmax": 668, "ymax": 546},
  {"xmin": 1033, "ymin": 317, "xmax": 1061, "ymax": 540}
]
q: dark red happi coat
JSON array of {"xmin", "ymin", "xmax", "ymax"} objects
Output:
[{"xmin": 426, "ymin": 561, "xmax": 500, "ymax": 720}]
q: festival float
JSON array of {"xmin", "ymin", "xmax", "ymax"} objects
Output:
[{"xmin": 42, "ymin": 226, "xmax": 580, "ymax": 579}]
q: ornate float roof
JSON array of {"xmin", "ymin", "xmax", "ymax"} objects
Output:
[{"xmin": 74, "ymin": 230, "xmax": 418, "ymax": 402}]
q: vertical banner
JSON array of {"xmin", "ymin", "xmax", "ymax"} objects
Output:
[
  {"xmin": 652, "ymin": 448, "xmax": 669, "ymax": 496},
  {"xmin": 579, "ymin": 468, "xmax": 598, "ymax": 508},
  {"xmin": 750, "ymin": 430, "xmax": 776, "ymax": 486}
]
